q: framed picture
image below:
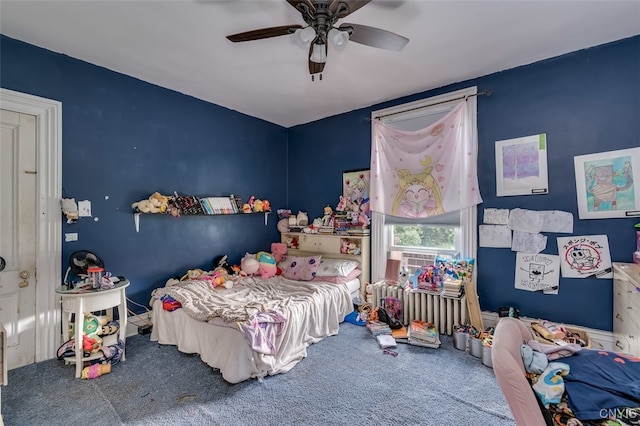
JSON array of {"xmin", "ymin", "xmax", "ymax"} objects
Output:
[
  {"xmin": 495, "ymin": 134, "xmax": 549, "ymax": 197},
  {"xmin": 343, "ymin": 169, "xmax": 370, "ymax": 202},
  {"xmin": 574, "ymin": 147, "xmax": 640, "ymax": 219}
]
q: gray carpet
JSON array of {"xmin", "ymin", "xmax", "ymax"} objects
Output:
[{"xmin": 3, "ymin": 322, "xmax": 514, "ymax": 426}]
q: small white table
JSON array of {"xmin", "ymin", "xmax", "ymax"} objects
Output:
[{"xmin": 56, "ymin": 279, "xmax": 129, "ymax": 378}]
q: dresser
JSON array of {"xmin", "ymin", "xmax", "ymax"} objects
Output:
[
  {"xmin": 612, "ymin": 262, "xmax": 640, "ymax": 356},
  {"xmin": 281, "ymin": 232, "xmax": 370, "ymax": 297}
]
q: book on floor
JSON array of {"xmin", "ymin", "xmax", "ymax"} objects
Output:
[
  {"xmin": 376, "ymin": 334, "xmax": 397, "ymax": 348},
  {"xmin": 408, "ymin": 320, "xmax": 440, "ymax": 348}
]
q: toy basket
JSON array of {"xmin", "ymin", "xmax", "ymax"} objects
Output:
[{"xmin": 531, "ymin": 323, "xmax": 591, "ymax": 349}]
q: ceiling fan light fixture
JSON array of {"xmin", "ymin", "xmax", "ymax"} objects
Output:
[
  {"xmin": 310, "ymin": 42, "xmax": 327, "ymax": 63},
  {"xmin": 294, "ymin": 26, "xmax": 317, "ymax": 48},
  {"xmin": 328, "ymin": 28, "xmax": 349, "ymax": 51}
]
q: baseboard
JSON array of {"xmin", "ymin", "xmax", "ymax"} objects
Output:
[
  {"xmin": 481, "ymin": 311, "xmax": 615, "ymax": 351},
  {"xmin": 126, "ymin": 311, "xmax": 153, "ymax": 338}
]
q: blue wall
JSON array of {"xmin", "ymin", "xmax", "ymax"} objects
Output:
[
  {"xmin": 2, "ymin": 34, "xmax": 639, "ymax": 329},
  {"xmin": 1, "ymin": 35, "xmax": 287, "ymax": 310},
  {"xmin": 288, "ymin": 36, "xmax": 640, "ymax": 331}
]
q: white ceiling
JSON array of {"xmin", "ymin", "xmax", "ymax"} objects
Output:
[{"xmin": 1, "ymin": 1, "xmax": 639, "ymax": 128}]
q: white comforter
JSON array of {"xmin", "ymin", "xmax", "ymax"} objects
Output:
[{"xmin": 150, "ymin": 275, "xmax": 352, "ymax": 383}]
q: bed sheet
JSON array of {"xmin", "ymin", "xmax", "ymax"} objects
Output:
[{"xmin": 150, "ymin": 275, "xmax": 353, "ymax": 383}]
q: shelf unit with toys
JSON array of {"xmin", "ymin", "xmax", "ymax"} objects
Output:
[
  {"xmin": 131, "ymin": 192, "xmax": 272, "ymax": 232},
  {"xmin": 281, "ymin": 231, "xmax": 370, "ymax": 297}
]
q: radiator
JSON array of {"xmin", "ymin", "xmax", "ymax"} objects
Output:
[{"xmin": 370, "ymin": 282, "xmax": 467, "ymax": 335}]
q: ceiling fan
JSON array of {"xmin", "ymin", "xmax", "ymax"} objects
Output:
[{"xmin": 226, "ymin": 0, "xmax": 409, "ymax": 80}]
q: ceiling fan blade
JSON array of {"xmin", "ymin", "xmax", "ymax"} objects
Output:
[
  {"xmin": 339, "ymin": 23, "xmax": 408, "ymax": 51},
  {"xmin": 227, "ymin": 25, "xmax": 302, "ymax": 42},
  {"xmin": 329, "ymin": 0, "xmax": 372, "ymax": 18}
]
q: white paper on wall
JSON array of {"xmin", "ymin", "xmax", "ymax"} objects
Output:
[
  {"xmin": 507, "ymin": 208, "xmax": 544, "ymax": 233},
  {"xmin": 511, "ymin": 230, "xmax": 548, "ymax": 253},
  {"xmin": 557, "ymin": 235, "xmax": 613, "ymax": 278},
  {"xmin": 479, "ymin": 225, "xmax": 512, "ymax": 248},
  {"xmin": 483, "ymin": 208, "xmax": 510, "ymax": 225},
  {"xmin": 540, "ymin": 210, "xmax": 574, "ymax": 233},
  {"xmin": 515, "ymin": 252, "xmax": 560, "ymax": 293}
]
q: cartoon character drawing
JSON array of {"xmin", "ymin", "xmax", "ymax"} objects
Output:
[
  {"xmin": 585, "ymin": 161, "xmax": 633, "ymax": 211},
  {"xmin": 344, "ymin": 172, "xmax": 369, "ymax": 203},
  {"xmin": 521, "ymin": 263, "xmax": 554, "ymax": 283},
  {"xmin": 391, "ymin": 156, "xmax": 444, "ymax": 218},
  {"xmin": 569, "ymin": 247, "xmax": 597, "ymax": 271}
]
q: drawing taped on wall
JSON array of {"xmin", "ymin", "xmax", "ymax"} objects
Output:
[
  {"xmin": 574, "ymin": 147, "xmax": 640, "ymax": 219},
  {"xmin": 495, "ymin": 133, "xmax": 549, "ymax": 197}
]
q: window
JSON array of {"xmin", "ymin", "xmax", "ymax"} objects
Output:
[{"xmin": 370, "ymin": 87, "xmax": 479, "ymax": 281}]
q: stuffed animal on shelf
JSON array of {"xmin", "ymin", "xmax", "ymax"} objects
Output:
[
  {"xmin": 262, "ymin": 200, "xmax": 271, "ymax": 211},
  {"xmin": 271, "ymin": 242, "xmax": 287, "ymax": 263},
  {"xmin": 296, "ymin": 211, "xmax": 308, "ymax": 226},
  {"xmin": 82, "ymin": 334, "xmax": 102, "ymax": 356},
  {"xmin": 253, "ymin": 199, "xmax": 264, "ymax": 212},
  {"xmin": 398, "ymin": 266, "xmax": 410, "ymax": 289},
  {"xmin": 256, "ymin": 251, "xmax": 277, "ymax": 279},
  {"xmin": 336, "ymin": 196, "xmax": 348, "ymax": 212},
  {"xmin": 286, "ymin": 236, "xmax": 299, "ymax": 249},
  {"xmin": 149, "ymin": 192, "xmax": 170, "ymax": 213},
  {"xmin": 243, "ymin": 203, "xmax": 252, "ymax": 213}
]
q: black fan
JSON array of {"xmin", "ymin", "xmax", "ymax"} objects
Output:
[
  {"xmin": 64, "ymin": 250, "xmax": 105, "ymax": 284},
  {"xmin": 226, "ymin": 0, "xmax": 409, "ymax": 78}
]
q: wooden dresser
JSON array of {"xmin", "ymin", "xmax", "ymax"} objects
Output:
[{"xmin": 612, "ymin": 262, "xmax": 640, "ymax": 356}]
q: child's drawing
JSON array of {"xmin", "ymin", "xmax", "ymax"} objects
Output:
[
  {"xmin": 557, "ymin": 235, "xmax": 612, "ymax": 278},
  {"xmin": 495, "ymin": 134, "xmax": 548, "ymax": 197},
  {"xmin": 514, "ymin": 252, "xmax": 559, "ymax": 292},
  {"xmin": 574, "ymin": 148, "xmax": 640, "ymax": 219}
]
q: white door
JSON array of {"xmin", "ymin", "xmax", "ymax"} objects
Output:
[{"xmin": 0, "ymin": 109, "xmax": 37, "ymax": 369}]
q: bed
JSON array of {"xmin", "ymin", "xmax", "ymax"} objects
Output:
[
  {"xmin": 149, "ymin": 254, "xmax": 359, "ymax": 384},
  {"xmin": 492, "ymin": 317, "xmax": 640, "ymax": 426}
]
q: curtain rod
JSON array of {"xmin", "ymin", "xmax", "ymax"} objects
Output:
[{"xmin": 371, "ymin": 89, "xmax": 493, "ymax": 121}]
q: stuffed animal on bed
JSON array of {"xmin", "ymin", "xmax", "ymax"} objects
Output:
[
  {"xmin": 256, "ymin": 251, "xmax": 277, "ymax": 279},
  {"xmin": 240, "ymin": 253, "xmax": 259, "ymax": 276},
  {"xmin": 271, "ymin": 242, "xmax": 287, "ymax": 263}
]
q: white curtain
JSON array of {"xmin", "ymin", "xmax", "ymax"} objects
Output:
[
  {"xmin": 370, "ymin": 101, "xmax": 482, "ymax": 218},
  {"xmin": 371, "ymin": 211, "xmax": 387, "ymax": 282}
]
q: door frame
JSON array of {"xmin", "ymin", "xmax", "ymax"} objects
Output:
[{"xmin": 1, "ymin": 88, "xmax": 62, "ymax": 363}]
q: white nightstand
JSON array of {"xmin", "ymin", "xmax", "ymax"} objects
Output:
[{"xmin": 56, "ymin": 279, "xmax": 129, "ymax": 378}]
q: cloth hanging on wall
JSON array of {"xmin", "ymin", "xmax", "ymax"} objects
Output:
[{"xmin": 370, "ymin": 101, "xmax": 482, "ymax": 218}]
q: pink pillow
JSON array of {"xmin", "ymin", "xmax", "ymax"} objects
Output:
[
  {"xmin": 280, "ymin": 255, "xmax": 322, "ymax": 281},
  {"xmin": 313, "ymin": 268, "xmax": 361, "ymax": 284}
]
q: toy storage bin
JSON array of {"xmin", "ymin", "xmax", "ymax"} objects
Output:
[
  {"xmin": 481, "ymin": 344, "xmax": 493, "ymax": 368},
  {"xmin": 469, "ymin": 336, "xmax": 483, "ymax": 357},
  {"xmin": 453, "ymin": 330, "xmax": 469, "ymax": 351}
]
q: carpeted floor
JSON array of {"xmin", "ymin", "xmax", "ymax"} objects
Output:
[{"xmin": 2, "ymin": 322, "xmax": 514, "ymax": 425}]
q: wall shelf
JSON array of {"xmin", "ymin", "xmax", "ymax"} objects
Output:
[{"xmin": 132, "ymin": 210, "xmax": 271, "ymax": 232}]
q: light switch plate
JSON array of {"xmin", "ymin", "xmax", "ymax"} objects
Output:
[{"xmin": 65, "ymin": 233, "xmax": 78, "ymax": 242}]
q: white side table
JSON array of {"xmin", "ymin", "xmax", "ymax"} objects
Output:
[{"xmin": 56, "ymin": 279, "xmax": 129, "ymax": 378}]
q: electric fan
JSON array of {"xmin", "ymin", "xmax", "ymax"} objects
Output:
[{"xmin": 64, "ymin": 250, "xmax": 105, "ymax": 284}]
